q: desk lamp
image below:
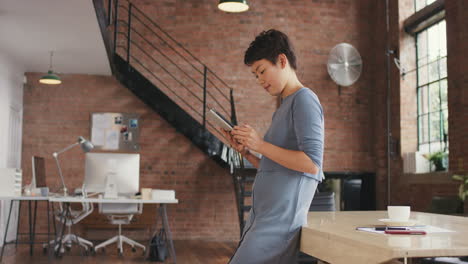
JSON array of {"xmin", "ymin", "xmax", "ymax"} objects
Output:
[{"xmin": 53, "ymin": 136, "xmax": 94, "ymax": 196}]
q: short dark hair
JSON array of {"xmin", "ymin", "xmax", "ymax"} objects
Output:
[{"xmin": 244, "ymin": 29, "xmax": 297, "ymax": 70}]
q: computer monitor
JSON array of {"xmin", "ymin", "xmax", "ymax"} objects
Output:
[
  {"xmin": 32, "ymin": 156, "xmax": 47, "ymax": 188},
  {"xmin": 84, "ymin": 153, "xmax": 140, "ymax": 195}
]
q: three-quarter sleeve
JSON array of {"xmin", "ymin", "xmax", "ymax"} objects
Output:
[{"xmin": 292, "ymin": 90, "xmax": 324, "ymax": 170}]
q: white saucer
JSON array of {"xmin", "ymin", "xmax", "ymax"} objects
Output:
[{"xmin": 378, "ymin": 218, "xmax": 418, "ymax": 227}]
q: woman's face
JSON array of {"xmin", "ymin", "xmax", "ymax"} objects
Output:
[{"xmin": 250, "ymin": 57, "xmax": 287, "ymax": 96}]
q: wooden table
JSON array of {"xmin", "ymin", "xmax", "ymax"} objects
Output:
[{"xmin": 301, "ymin": 211, "xmax": 468, "ymax": 264}]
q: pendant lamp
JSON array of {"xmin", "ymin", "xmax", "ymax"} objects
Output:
[
  {"xmin": 218, "ymin": 0, "xmax": 249, "ymax": 13},
  {"xmin": 39, "ymin": 51, "xmax": 62, "ymax": 85}
]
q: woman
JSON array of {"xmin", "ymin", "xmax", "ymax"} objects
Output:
[{"xmin": 221, "ymin": 29, "xmax": 325, "ymax": 264}]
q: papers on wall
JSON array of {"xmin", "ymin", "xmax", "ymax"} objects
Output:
[
  {"xmin": 92, "ymin": 114, "xmax": 111, "ymax": 129},
  {"xmin": 105, "ymin": 130, "xmax": 119, "ymax": 150},
  {"xmin": 90, "ymin": 113, "xmax": 140, "ymax": 151},
  {"xmin": 91, "ymin": 128, "xmax": 106, "ymax": 146}
]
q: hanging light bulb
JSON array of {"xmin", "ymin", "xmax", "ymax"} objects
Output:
[
  {"xmin": 218, "ymin": 0, "xmax": 249, "ymax": 13},
  {"xmin": 39, "ymin": 51, "xmax": 62, "ymax": 85}
]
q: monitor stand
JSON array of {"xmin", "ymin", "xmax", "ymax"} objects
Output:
[{"xmin": 104, "ymin": 173, "xmax": 118, "ymax": 199}]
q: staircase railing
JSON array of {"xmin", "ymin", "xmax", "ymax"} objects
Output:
[{"xmin": 105, "ymin": 0, "xmax": 237, "ymax": 141}]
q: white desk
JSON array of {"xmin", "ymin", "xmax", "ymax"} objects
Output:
[
  {"xmin": 0, "ymin": 195, "xmax": 54, "ymax": 261},
  {"xmin": 49, "ymin": 195, "xmax": 178, "ymax": 263},
  {"xmin": 49, "ymin": 196, "xmax": 178, "ymax": 204}
]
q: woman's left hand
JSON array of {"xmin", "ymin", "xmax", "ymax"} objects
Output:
[{"xmin": 231, "ymin": 124, "xmax": 265, "ymax": 153}]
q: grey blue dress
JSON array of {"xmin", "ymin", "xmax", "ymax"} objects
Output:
[{"xmin": 229, "ymin": 87, "xmax": 325, "ymax": 264}]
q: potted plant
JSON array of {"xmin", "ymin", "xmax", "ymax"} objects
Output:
[
  {"xmin": 424, "ymin": 151, "xmax": 448, "ymax": 171},
  {"xmin": 452, "ymin": 174, "xmax": 468, "ymax": 215}
]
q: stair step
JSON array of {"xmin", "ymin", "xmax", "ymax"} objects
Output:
[
  {"xmin": 242, "ymin": 205, "xmax": 252, "ymax": 212},
  {"xmin": 243, "ymin": 191, "xmax": 252, "ymax": 197},
  {"xmin": 243, "ymin": 176, "xmax": 255, "ymax": 183}
]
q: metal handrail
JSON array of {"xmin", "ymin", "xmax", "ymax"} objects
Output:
[
  {"xmin": 115, "ymin": 29, "xmax": 231, "ymax": 117},
  {"xmin": 115, "ymin": 12, "xmax": 231, "ymax": 104},
  {"xmin": 118, "ymin": 46, "xmax": 227, "ymax": 140},
  {"xmin": 110, "ymin": 1, "xmax": 235, "ymax": 124},
  {"xmin": 130, "ymin": 55, "xmax": 203, "ymax": 119}
]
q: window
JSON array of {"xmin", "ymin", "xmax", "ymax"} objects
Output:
[
  {"xmin": 416, "ymin": 20, "xmax": 448, "ymax": 154},
  {"xmin": 414, "ymin": 0, "xmax": 436, "ymax": 12}
]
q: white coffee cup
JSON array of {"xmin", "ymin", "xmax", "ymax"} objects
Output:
[{"xmin": 387, "ymin": 206, "xmax": 411, "ymax": 221}]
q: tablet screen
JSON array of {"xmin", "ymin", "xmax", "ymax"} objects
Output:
[{"xmin": 207, "ymin": 109, "xmax": 233, "ymax": 131}]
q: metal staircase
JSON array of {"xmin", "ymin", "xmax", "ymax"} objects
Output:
[{"xmin": 93, "ymin": 0, "xmax": 256, "ymax": 235}]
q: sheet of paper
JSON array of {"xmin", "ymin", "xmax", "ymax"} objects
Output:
[
  {"xmin": 93, "ymin": 114, "xmax": 110, "ymax": 129},
  {"xmin": 356, "ymin": 225, "xmax": 454, "ymax": 235},
  {"xmin": 105, "ymin": 130, "xmax": 119, "ymax": 150},
  {"xmin": 91, "ymin": 128, "xmax": 105, "ymax": 146}
]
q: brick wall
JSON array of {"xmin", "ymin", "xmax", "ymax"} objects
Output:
[
  {"xmin": 445, "ymin": 0, "xmax": 468, "ymax": 174},
  {"xmin": 20, "ymin": 0, "xmax": 468, "ymax": 241},
  {"xmin": 21, "ymin": 0, "xmax": 385, "ymax": 241},
  {"xmin": 378, "ymin": 0, "xmax": 468, "ymax": 210},
  {"xmin": 130, "ymin": 0, "xmax": 378, "ymax": 172},
  {"xmin": 22, "ymin": 73, "xmax": 238, "ymax": 241}
]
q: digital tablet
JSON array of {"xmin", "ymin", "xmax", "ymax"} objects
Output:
[{"xmin": 207, "ymin": 108, "xmax": 233, "ymax": 131}]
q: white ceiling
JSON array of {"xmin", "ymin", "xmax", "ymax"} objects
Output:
[{"xmin": 0, "ymin": 0, "xmax": 112, "ymax": 75}]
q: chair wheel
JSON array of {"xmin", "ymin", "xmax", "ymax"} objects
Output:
[
  {"xmin": 118, "ymin": 250, "xmax": 123, "ymax": 256},
  {"xmin": 132, "ymin": 247, "xmax": 136, "ymax": 252}
]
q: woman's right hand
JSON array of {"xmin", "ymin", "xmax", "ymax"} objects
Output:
[{"xmin": 220, "ymin": 129, "xmax": 249, "ymax": 156}]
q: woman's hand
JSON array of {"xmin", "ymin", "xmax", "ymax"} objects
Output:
[
  {"xmin": 231, "ymin": 124, "xmax": 265, "ymax": 153},
  {"xmin": 220, "ymin": 128, "xmax": 249, "ymax": 156}
]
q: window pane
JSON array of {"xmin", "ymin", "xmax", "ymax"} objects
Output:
[
  {"xmin": 430, "ymin": 112, "xmax": 441, "ymax": 141},
  {"xmin": 418, "ymin": 65, "xmax": 428, "ymax": 86},
  {"xmin": 431, "ymin": 141, "xmax": 443, "ymax": 153},
  {"xmin": 443, "ymin": 109, "xmax": 448, "ymax": 135},
  {"xmin": 429, "ymin": 82, "xmax": 440, "ymax": 112},
  {"xmin": 417, "ymin": 31, "xmax": 428, "ymax": 65},
  {"xmin": 428, "ymin": 61, "xmax": 439, "ymax": 83},
  {"xmin": 427, "ymin": 24, "xmax": 440, "ymax": 61},
  {"xmin": 439, "ymin": 21, "xmax": 447, "ymax": 57},
  {"xmin": 415, "ymin": 0, "xmax": 426, "ymax": 12},
  {"xmin": 439, "ymin": 57, "xmax": 447, "ymax": 78},
  {"xmin": 419, "ymin": 114, "xmax": 429, "ymax": 144},
  {"xmin": 419, "ymin": 86, "xmax": 428, "ymax": 114},
  {"xmin": 441, "ymin": 79, "xmax": 448, "ymax": 109},
  {"xmin": 416, "ymin": 20, "xmax": 448, "ymax": 153}
]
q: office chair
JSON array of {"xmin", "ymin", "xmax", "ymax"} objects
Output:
[
  {"xmin": 44, "ymin": 191, "xmax": 94, "ymax": 253},
  {"xmin": 94, "ymin": 202, "xmax": 146, "ymax": 255}
]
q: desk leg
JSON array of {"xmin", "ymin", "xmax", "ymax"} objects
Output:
[
  {"xmin": 15, "ymin": 201, "xmax": 21, "ymax": 249},
  {"xmin": 0, "ymin": 200, "xmax": 15, "ymax": 262},
  {"xmin": 47, "ymin": 201, "xmax": 53, "ymax": 261},
  {"xmin": 28, "ymin": 200, "xmax": 33, "ymax": 256},
  {"xmin": 160, "ymin": 204, "xmax": 177, "ymax": 264},
  {"xmin": 31, "ymin": 200, "xmax": 38, "ymax": 256}
]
